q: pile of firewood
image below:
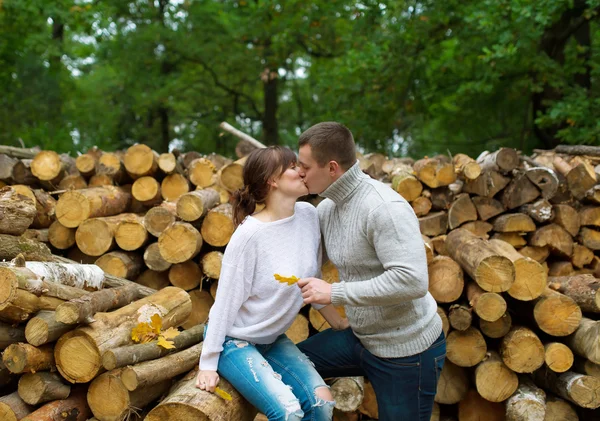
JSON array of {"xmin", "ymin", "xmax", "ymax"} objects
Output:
[{"xmin": 0, "ymin": 133, "xmax": 599, "ymax": 420}]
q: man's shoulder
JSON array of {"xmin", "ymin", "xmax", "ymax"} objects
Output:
[
  {"xmin": 359, "ymin": 177, "xmax": 408, "ymax": 206},
  {"xmin": 316, "ymin": 197, "xmax": 335, "ymax": 215}
]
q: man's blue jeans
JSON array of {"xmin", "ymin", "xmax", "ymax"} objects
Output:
[
  {"xmin": 297, "ymin": 328, "xmax": 446, "ymax": 421},
  {"xmin": 217, "ymin": 333, "xmax": 335, "ymax": 421}
]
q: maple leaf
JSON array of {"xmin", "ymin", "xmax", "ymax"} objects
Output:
[
  {"xmin": 150, "ymin": 313, "xmax": 162, "ymax": 334},
  {"xmin": 214, "ymin": 387, "xmax": 232, "ymax": 401},
  {"xmin": 161, "ymin": 327, "xmax": 180, "ymax": 340},
  {"xmin": 274, "ymin": 274, "xmax": 299, "ymax": 286},
  {"xmin": 157, "ymin": 336, "xmax": 176, "ymax": 349},
  {"xmin": 131, "ymin": 322, "xmax": 153, "ymax": 343}
]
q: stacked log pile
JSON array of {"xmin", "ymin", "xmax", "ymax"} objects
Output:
[{"xmin": 1, "ymin": 138, "xmax": 600, "ymax": 420}]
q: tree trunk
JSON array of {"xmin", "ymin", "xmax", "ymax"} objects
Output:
[
  {"xmin": 25, "ymin": 311, "xmax": 72, "ymax": 346},
  {"xmin": 447, "ymin": 193, "xmax": 477, "ymax": 230},
  {"xmin": 55, "ymin": 186, "xmax": 131, "ymax": 228},
  {"xmin": 144, "ymin": 200, "xmax": 178, "ymax": 237},
  {"xmin": 329, "ymin": 377, "xmax": 364, "ymax": 412},
  {"xmin": 458, "ymin": 389, "xmax": 505, "ymax": 421},
  {"xmin": 544, "ymin": 342, "xmax": 574, "ymax": 373},
  {"xmin": 434, "ymin": 361, "xmax": 469, "ymax": 404},
  {"xmin": 479, "ymin": 312, "xmax": 512, "ymax": 339},
  {"xmin": 2, "ymin": 343, "xmax": 54, "ymax": 374},
  {"xmin": 529, "ymin": 223, "xmax": 574, "ymax": 258},
  {"xmin": 566, "ymin": 317, "xmax": 600, "ymax": 364},
  {"xmin": 502, "ymin": 171, "xmax": 541, "ymax": 210},
  {"xmin": 218, "ymin": 157, "xmax": 247, "ymax": 193},
  {"xmin": 533, "ymin": 288, "xmax": 582, "ymax": 336},
  {"xmin": 0, "ymin": 392, "xmax": 33, "ymax": 421},
  {"xmin": 161, "ymin": 173, "xmax": 190, "ymax": 201},
  {"xmin": 419, "ymin": 211, "xmax": 448, "ymax": 237},
  {"xmin": 547, "ymin": 274, "xmax": 600, "ymax": 313},
  {"xmin": 505, "ymin": 376, "xmax": 546, "ymax": 421},
  {"xmin": 462, "ymin": 170, "xmax": 510, "ymax": 198},
  {"xmin": 95, "ymin": 251, "xmax": 143, "ymax": 280},
  {"xmin": 200, "ymin": 203, "xmax": 235, "ymax": 247},
  {"xmin": 48, "ymin": 221, "xmax": 76, "ymax": 250},
  {"xmin": 168, "ymin": 261, "xmax": 202, "ymax": 291},
  {"xmin": 75, "ymin": 213, "xmax": 140, "ymax": 256},
  {"xmin": 123, "ymin": 144, "xmax": 158, "ymax": 179},
  {"xmin": 446, "ymin": 327, "xmax": 487, "ymax": 367},
  {"xmin": 391, "ymin": 165, "xmax": 423, "ymax": 202},
  {"xmin": 18, "ymin": 372, "xmax": 70, "ymax": 405},
  {"xmin": 21, "ymin": 386, "xmax": 91, "ymax": 421},
  {"xmin": 0, "ymin": 187, "xmax": 36, "ymax": 235},
  {"xmin": 533, "ymin": 365, "xmax": 600, "ymax": 409},
  {"xmin": 143, "ymin": 242, "xmax": 172, "ymax": 272},
  {"xmin": 176, "ymin": 188, "xmax": 221, "ymax": 222},
  {"xmin": 474, "ymin": 351, "xmax": 518, "ymax": 402},
  {"xmin": 453, "ymin": 153, "xmax": 481, "ymax": 180},
  {"xmin": 519, "ymin": 199, "xmax": 554, "ymax": 223},
  {"xmin": 472, "ymin": 196, "xmax": 505, "ymax": 221},
  {"xmin": 181, "ymin": 289, "xmax": 214, "ymax": 330},
  {"xmin": 0, "ymin": 321, "xmax": 25, "ymax": 349},
  {"xmin": 200, "ymin": 251, "xmax": 223, "ymax": 280},
  {"xmin": 477, "ymin": 148, "xmax": 519, "ymax": 173},
  {"xmin": 466, "ymin": 281, "xmax": 506, "ymax": 322},
  {"xmin": 543, "ymin": 395, "xmax": 579, "ymax": 421},
  {"xmin": 448, "ymin": 303, "xmax": 473, "ymax": 331},
  {"xmin": 158, "ymin": 222, "xmax": 203, "ymax": 263},
  {"xmin": 413, "ymin": 158, "xmax": 457, "ymax": 188},
  {"xmin": 525, "ymin": 167, "xmax": 559, "ymax": 200},
  {"xmin": 114, "ymin": 213, "xmax": 149, "ymax": 252},
  {"xmin": 428, "ymin": 256, "xmax": 464, "ymax": 303},
  {"xmin": 552, "ymin": 204, "xmax": 580, "ymax": 237},
  {"xmin": 500, "ymin": 326, "xmax": 545, "ymax": 374},
  {"xmin": 188, "ymin": 158, "xmax": 217, "ymax": 188}
]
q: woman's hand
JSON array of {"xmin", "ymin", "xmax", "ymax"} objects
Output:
[{"xmin": 196, "ymin": 370, "xmax": 220, "ymax": 393}]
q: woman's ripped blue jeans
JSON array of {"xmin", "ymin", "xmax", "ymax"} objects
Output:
[{"xmin": 217, "ymin": 333, "xmax": 335, "ymax": 421}]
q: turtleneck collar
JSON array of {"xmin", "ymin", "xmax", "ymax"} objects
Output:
[{"xmin": 320, "ymin": 161, "xmax": 367, "ymax": 204}]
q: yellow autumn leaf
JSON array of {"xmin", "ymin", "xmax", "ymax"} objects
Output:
[
  {"xmin": 274, "ymin": 273, "xmax": 299, "ymax": 286},
  {"xmin": 131, "ymin": 322, "xmax": 153, "ymax": 343},
  {"xmin": 161, "ymin": 327, "xmax": 180, "ymax": 340},
  {"xmin": 156, "ymin": 335, "xmax": 176, "ymax": 349},
  {"xmin": 214, "ymin": 387, "xmax": 232, "ymax": 401},
  {"xmin": 151, "ymin": 313, "xmax": 163, "ymax": 334}
]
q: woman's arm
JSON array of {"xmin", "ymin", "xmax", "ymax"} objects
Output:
[{"xmin": 317, "ymin": 304, "xmax": 349, "ymax": 330}]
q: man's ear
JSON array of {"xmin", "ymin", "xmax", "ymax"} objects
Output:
[{"xmin": 328, "ymin": 161, "xmax": 341, "ymax": 177}]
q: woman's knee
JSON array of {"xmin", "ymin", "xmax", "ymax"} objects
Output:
[
  {"xmin": 265, "ymin": 397, "xmax": 304, "ymax": 421},
  {"xmin": 307, "ymin": 386, "xmax": 335, "ymax": 421}
]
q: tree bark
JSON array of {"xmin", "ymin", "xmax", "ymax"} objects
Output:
[
  {"xmin": 18, "ymin": 372, "xmax": 70, "ymax": 405},
  {"xmin": 25, "ymin": 310, "xmax": 72, "ymax": 346},
  {"xmin": 505, "ymin": 376, "xmax": 546, "ymax": 421}
]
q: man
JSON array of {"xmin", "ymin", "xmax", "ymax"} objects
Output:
[{"xmin": 296, "ymin": 122, "xmax": 444, "ymax": 421}]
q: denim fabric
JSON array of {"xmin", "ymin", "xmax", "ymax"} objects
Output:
[
  {"xmin": 297, "ymin": 329, "xmax": 446, "ymax": 421},
  {"xmin": 217, "ymin": 333, "xmax": 335, "ymax": 421}
]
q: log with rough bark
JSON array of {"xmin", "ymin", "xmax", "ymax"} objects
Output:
[
  {"xmin": 143, "ymin": 242, "xmax": 172, "ymax": 272},
  {"xmin": 55, "ymin": 284, "xmax": 140, "ymax": 325},
  {"xmin": 448, "ymin": 303, "xmax": 473, "ymax": 331},
  {"xmin": 462, "ymin": 170, "xmax": 510, "ymax": 197},
  {"xmin": 567, "ymin": 160, "xmax": 597, "ymax": 200},
  {"xmin": 21, "ymin": 386, "xmax": 90, "ymax": 421},
  {"xmin": 477, "ymin": 148, "xmax": 519, "ymax": 173},
  {"xmin": 0, "ymin": 391, "xmax": 33, "ymax": 421},
  {"xmin": 19, "ymin": 261, "xmax": 104, "ymax": 290},
  {"xmin": 566, "ymin": 317, "xmax": 600, "ymax": 364},
  {"xmin": 544, "ymin": 342, "xmax": 574, "ymax": 373},
  {"xmin": 524, "ymin": 167, "xmax": 559, "ymax": 199},
  {"xmin": 391, "ymin": 164, "xmax": 423, "ymax": 201},
  {"xmin": 158, "ymin": 222, "xmax": 203, "ymax": 264},
  {"xmin": 434, "ymin": 361, "xmax": 469, "ymax": 404},
  {"xmin": 552, "ymin": 204, "xmax": 580, "ymax": 237},
  {"xmin": 144, "ymin": 200, "xmax": 177, "ymax": 237},
  {"xmin": 168, "ymin": 261, "xmax": 202, "ymax": 291},
  {"xmin": 474, "ymin": 351, "xmax": 518, "ymax": 402},
  {"xmin": 2, "ymin": 343, "xmax": 54, "ymax": 373},
  {"xmin": 413, "ymin": 158, "xmax": 456, "ymax": 188},
  {"xmin": 471, "ymin": 198, "xmax": 504, "ymax": 223},
  {"xmin": 102, "ymin": 323, "xmax": 204, "ymax": 370},
  {"xmin": 419, "ymin": 211, "xmax": 448, "ymax": 237},
  {"xmin": 466, "ymin": 281, "xmax": 506, "ymax": 322},
  {"xmin": 547, "ymin": 274, "xmax": 600, "ymax": 313},
  {"xmin": 479, "ymin": 311, "xmax": 512, "ymax": 339},
  {"xmin": 493, "ymin": 213, "xmax": 536, "ymax": 233},
  {"xmin": 579, "ymin": 227, "xmax": 600, "ymax": 250},
  {"xmin": 458, "ymin": 389, "xmax": 505, "ymax": 421},
  {"xmin": 461, "ymin": 221, "xmax": 493, "ymax": 239},
  {"xmin": 543, "ymin": 395, "xmax": 579, "ymax": 421},
  {"xmin": 572, "ymin": 244, "xmax": 594, "ymax": 269},
  {"xmin": 533, "ymin": 288, "xmax": 582, "ymax": 336},
  {"xmin": 55, "ymin": 186, "xmax": 131, "ymax": 228},
  {"xmin": 519, "ymin": 199, "xmax": 554, "ymax": 224},
  {"xmin": 18, "ymin": 372, "xmax": 70, "ymax": 405},
  {"xmin": 500, "ymin": 326, "xmax": 545, "ymax": 373},
  {"xmin": 505, "ymin": 376, "xmax": 546, "ymax": 421},
  {"xmin": 0, "ymin": 154, "xmax": 17, "ymax": 181},
  {"xmin": 201, "ymin": 251, "xmax": 223, "ymax": 279},
  {"xmin": 502, "ymin": 171, "xmax": 541, "ymax": 210},
  {"xmin": 447, "ymin": 193, "xmax": 477, "ymax": 230},
  {"xmin": 411, "ymin": 195, "xmax": 432, "ymax": 216},
  {"xmin": 218, "ymin": 157, "xmax": 246, "ymax": 193},
  {"xmin": 95, "ymin": 251, "xmax": 143, "ymax": 280},
  {"xmin": 176, "ymin": 188, "xmax": 220, "ymax": 222},
  {"xmin": 188, "ymin": 157, "xmax": 217, "ymax": 188},
  {"xmin": 89, "ymin": 174, "xmax": 114, "ymax": 186},
  {"xmin": 446, "ymin": 228, "xmax": 515, "ymax": 292},
  {"xmin": 11, "ymin": 159, "xmax": 37, "ymax": 185},
  {"xmin": 529, "ymin": 223, "xmax": 574, "ymax": 258},
  {"xmin": 131, "ymin": 176, "xmax": 162, "ymax": 206},
  {"xmin": 430, "ymin": 186, "xmax": 455, "ymax": 210},
  {"xmin": 54, "ymin": 286, "xmax": 191, "ymax": 383},
  {"xmin": 145, "ymin": 368, "xmax": 257, "ymax": 421},
  {"xmin": 200, "ymin": 203, "xmax": 234, "ymax": 247},
  {"xmin": 0, "ymin": 321, "xmax": 25, "ymax": 349},
  {"xmin": 428, "ymin": 256, "xmax": 463, "ymax": 303},
  {"xmin": 0, "ymin": 187, "xmax": 36, "ymax": 235},
  {"xmin": 181, "ymin": 289, "xmax": 214, "ymax": 330},
  {"xmin": 533, "ymin": 365, "xmax": 600, "ymax": 409},
  {"xmin": 329, "ymin": 377, "xmax": 364, "ymax": 413},
  {"xmin": 572, "ymin": 357, "xmax": 600, "ymax": 378},
  {"xmin": 446, "ymin": 327, "xmax": 487, "ymax": 367},
  {"xmin": 59, "ymin": 174, "xmax": 87, "ymax": 190},
  {"xmin": 452, "ymin": 153, "xmax": 481, "ymax": 180},
  {"xmin": 123, "ymin": 144, "xmax": 158, "ymax": 179},
  {"xmin": 161, "ymin": 173, "xmax": 190, "ymax": 201},
  {"xmin": 24, "ymin": 311, "xmax": 72, "ymax": 346}
]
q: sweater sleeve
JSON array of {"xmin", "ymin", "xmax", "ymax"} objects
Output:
[
  {"xmin": 330, "ymin": 201, "xmax": 429, "ymax": 307},
  {"xmin": 199, "ymin": 252, "xmax": 254, "ymax": 371}
]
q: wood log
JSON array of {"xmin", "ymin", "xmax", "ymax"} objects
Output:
[
  {"xmin": 181, "ymin": 289, "xmax": 213, "ymax": 330},
  {"xmin": 102, "ymin": 323, "xmax": 203, "ymax": 370},
  {"xmin": 391, "ymin": 164, "xmax": 423, "ymax": 201},
  {"xmin": 448, "ymin": 303, "xmax": 473, "ymax": 331},
  {"xmin": 168, "ymin": 261, "xmax": 202, "ymax": 291},
  {"xmin": 555, "ymin": 144, "xmax": 600, "ymax": 156},
  {"xmin": 572, "ymin": 357, "xmax": 600, "ymax": 378},
  {"xmin": 55, "ymin": 284, "xmax": 140, "ymax": 325},
  {"xmin": 428, "ymin": 256, "xmax": 463, "ymax": 303},
  {"xmin": 95, "ymin": 251, "xmax": 143, "ymax": 280},
  {"xmin": 448, "ymin": 193, "xmax": 477, "ymax": 230},
  {"xmin": 500, "ymin": 326, "xmax": 545, "ymax": 373},
  {"xmin": 477, "ymin": 148, "xmax": 519, "ymax": 173},
  {"xmin": 430, "ymin": 187, "xmax": 455, "ymax": 211},
  {"xmin": 145, "ymin": 368, "xmax": 256, "ymax": 421},
  {"xmin": 566, "ymin": 317, "xmax": 600, "ymax": 364},
  {"xmin": 11, "ymin": 159, "xmax": 37, "ymax": 185},
  {"xmin": 446, "ymin": 327, "xmax": 487, "ymax": 367},
  {"xmin": 474, "ymin": 351, "xmax": 518, "ymax": 402},
  {"xmin": 462, "ymin": 170, "xmax": 510, "ymax": 197},
  {"xmin": 466, "ymin": 281, "xmax": 506, "ymax": 322},
  {"xmin": 534, "ymin": 288, "xmax": 582, "ymax": 336},
  {"xmin": 210, "ymin": 280, "xmax": 218, "ymax": 299},
  {"xmin": 30, "ymin": 150, "xmax": 68, "ymax": 182},
  {"xmin": 533, "ymin": 366, "xmax": 600, "ymax": 409},
  {"xmin": 411, "ymin": 195, "xmax": 432, "ymax": 216},
  {"xmin": 188, "ymin": 157, "xmax": 217, "ymax": 188},
  {"xmin": 493, "ymin": 213, "xmax": 536, "ymax": 233},
  {"xmin": 0, "ymin": 321, "xmax": 25, "ymax": 350},
  {"xmin": 424, "ymin": 236, "xmax": 436, "ymax": 262},
  {"xmin": 2, "ymin": 343, "xmax": 54, "ymax": 373},
  {"xmin": 329, "ymin": 377, "xmax": 364, "ymax": 413},
  {"xmin": 487, "ymin": 239, "xmax": 547, "ymax": 301},
  {"xmin": 572, "ymin": 244, "xmax": 594, "ymax": 268},
  {"xmin": 543, "ymin": 396, "xmax": 579, "ymax": 421},
  {"xmin": 458, "ymin": 389, "xmax": 505, "ymax": 421},
  {"xmin": 23, "ymin": 261, "xmax": 104, "ymax": 290},
  {"xmin": 143, "ymin": 242, "xmax": 172, "ymax": 272},
  {"xmin": 200, "ymin": 251, "xmax": 223, "ymax": 279},
  {"xmin": 58, "ymin": 174, "xmax": 88, "ymax": 190},
  {"xmin": 530, "ymin": 223, "xmax": 574, "ymax": 258},
  {"xmin": 579, "ymin": 206, "xmax": 600, "ymax": 228},
  {"xmin": 200, "ymin": 203, "xmax": 234, "ymax": 247},
  {"xmin": 525, "ymin": 167, "xmax": 559, "ymax": 199},
  {"xmin": 131, "ymin": 176, "xmax": 161, "ymax": 206},
  {"xmin": 123, "ymin": 144, "xmax": 158, "ymax": 179},
  {"xmin": 545, "ymin": 342, "xmax": 574, "ymax": 373},
  {"xmin": 54, "ymin": 286, "xmax": 191, "ymax": 383},
  {"xmin": 0, "ymin": 187, "xmax": 36, "ymax": 235},
  {"xmin": 567, "ymin": 161, "xmax": 597, "ymax": 200},
  {"xmin": 429, "ymin": 235, "xmax": 446, "ymax": 256},
  {"xmin": 434, "ymin": 361, "xmax": 469, "ymax": 404},
  {"xmin": 218, "ymin": 157, "xmax": 246, "ymax": 193},
  {"xmin": 471, "ymin": 196, "xmax": 505, "ymax": 221},
  {"xmin": 308, "ymin": 306, "xmax": 346, "ymax": 332},
  {"xmin": 29, "ymin": 188, "xmax": 57, "ymax": 229},
  {"xmin": 549, "ymin": 261, "xmax": 575, "ymax": 276},
  {"xmin": 285, "ymin": 314, "xmax": 309, "ymax": 343},
  {"xmin": 479, "ymin": 311, "xmax": 512, "ymax": 338},
  {"xmin": 121, "ymin": 342, "xmax": 203, "ymax": 391},
  {"xmin": 75, "ymin": 153, "xmax": 96, "ymax": 177},
  {"xmin": 519, "ymin": 199, "xmax": 554, "ymax": 223},
  {"xmin": 505, "ymin": 376, "xmax": 547, "ymax": 421},
  {"xmin": 0, "ymin": 154, "xmax": 17, "ymax": 181},
  {"xmin": 158, "ymin": 152, "xmax": 182, "ymax": 175},
  {"xmin": 492, "ymin": 227, "xmax": 527, "ymax": 246},
  {"xmin": 453, "ymin": 153, "xmax": 481, "ymax": 180},
  {"xmin": 25, "ymin": 311, "xmax": 72, "ymax": 346},
  {"xmin": 548, "ymin": 274, "xmax": 600, "ymax": 313},
  {"xmin": 144, "ymin": 200, "xmax": 177, "ymax": 237},
  {"xmin": 161, "ymin": 173, "xmax": 190, "ymax": 201},
  {"xmin": 518, "ymin": 246, "xmax": 550, "ymax": 263},
  {"xmin": 88, "ymin": 174, "xmax": 114, "ymax": 186},
  {"xmin": 180, "ymin": 151, "xmax": 202, "ymax": 169},
  {"xmin": 136, "ymin": 269, "xmax": 170, "ymax": 290},
  {"xmin": 0, "ymin": 392, "xmax": 33, "ymax": 421},
  {"xmin": 552, "ymin": 204, "xmax": 580, "ymax": 237},
  {"xmin": 446, "ymin": 228, "xmax": 515, "ymax": 292},
  {"xmin": 579, "ymin": 227, "xmax": 600, "ymax": 250},
  {"xmin": 437, "ymin": 307, "xmax": 449, "ymax": 337},
  {"xmin": 21, "ymin": 386, "xmax": 90, "ymax": 421},
  {"xmin": 114, "ymin": 215, "xmax": 148, "ymax": 251},
  {"xmin": 460, "ymin": 220, "xmax": 493, "ymax": 239},
  {"xmin": 176, "ymin": 188, "xmax": 220, "ymax": 222},
  {"xmin": 55, "ymin": 186, "xmax": 131, "ymax": 228},
  {"xmin": 158, "ymin": 222, "xmax": 203, "ymax": 263},
  {"xmin": 48, "ymin": 221, "xmax": 76, "ymax": 250},
  {"xmin": 413, "ymin": 158, "xmax": 457, "ymax": 188},
  {"xmin": 18, "ymin": 372, "xmax": 70, "ymax": 405},
  {"xmin": 419, "ymin": 211, "xmax": 448, "ymax": 237},
  {"xmin": 502, "ymin": 171, "xmax": 541, "ymax": 210},
  {"xmin": 76, "ymin": 213, "xmax": 138, "ymax": 256}
]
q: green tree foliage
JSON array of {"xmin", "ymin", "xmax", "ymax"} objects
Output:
[{"xmin": 1, "ymin": 0, "xmax": 599, "ymax": 158}]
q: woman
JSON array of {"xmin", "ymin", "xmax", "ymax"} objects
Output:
[{"xmin": 196, "ymin": 146, "xmax": 345, "ymax": 421}]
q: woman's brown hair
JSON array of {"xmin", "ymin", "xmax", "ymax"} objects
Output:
[{"xmin": 232, "ymin": 146, "xmax": 297, "ymax": 226}]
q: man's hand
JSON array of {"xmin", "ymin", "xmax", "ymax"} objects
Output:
[
  {"xmin": 298, "ymin": 277, "xmax": 332, "ymax": 305},
  {"xmin": 196, "ymin": 370, "xmax": 220, "ymax": 393}
]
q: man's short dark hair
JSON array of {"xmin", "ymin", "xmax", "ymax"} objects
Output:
[{"xmin": 298, "ymin": 122, "xmax": 356, "ymax": 170}]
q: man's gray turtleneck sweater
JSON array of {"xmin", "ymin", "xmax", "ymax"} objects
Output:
[{"xmin": 319, "ymin": 162, "xmax": 442, "ymax": 358}]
